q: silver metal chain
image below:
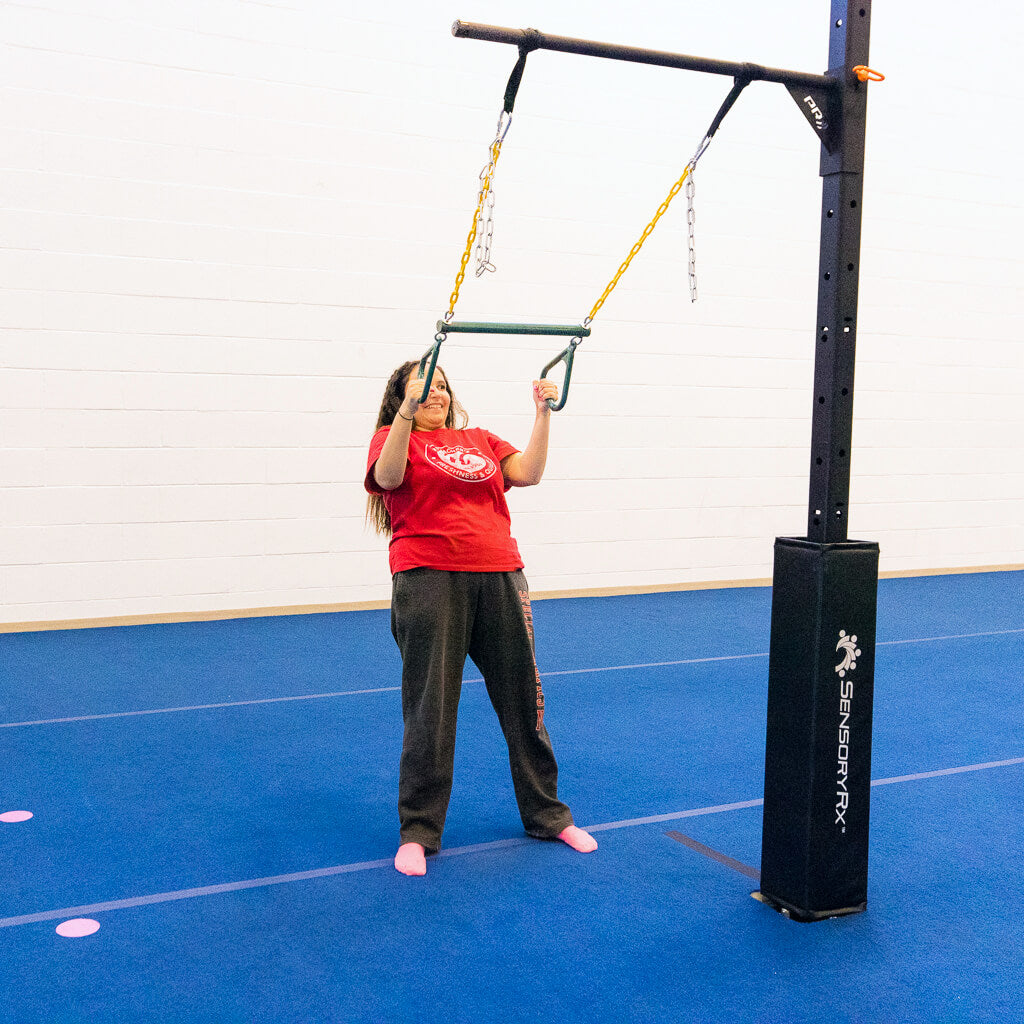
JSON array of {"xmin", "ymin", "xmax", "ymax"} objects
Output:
[
  {"xmin": 684, "ymin": 135, "xmax": 712, "ymax": 303},
  {"xmin": 685, "ymin": 169, "xmax": 697, "ymax": 302},
  {"xmin": 473, "ymin": 112, "xmax": 512, "ymax": 277},
  {"xmin": 474, "ymin": 186, "xmax": 497, "ymax": 276}
]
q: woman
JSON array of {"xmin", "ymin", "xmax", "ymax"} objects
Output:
[{"xmin": 365, "ymin": 360, "xmax": 597, "ymax": 876}]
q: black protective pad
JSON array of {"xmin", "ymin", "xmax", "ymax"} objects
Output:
[{"xmin": 759, "ymin": 537, "xmax": 880, "ymax": 919}]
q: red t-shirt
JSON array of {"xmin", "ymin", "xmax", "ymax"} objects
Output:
[{"xmin": 365, "ymin": 425, "xmax": 524, "ymax": 574}]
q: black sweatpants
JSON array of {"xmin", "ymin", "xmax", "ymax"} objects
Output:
[{"xmin": 390, "ymin": 568, "xmax": 574, "ymax": 853}]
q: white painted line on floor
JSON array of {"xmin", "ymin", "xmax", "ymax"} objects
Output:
[{"xmin": 2, "ymin": 753, "xmax": 1020, "ymax": 931}]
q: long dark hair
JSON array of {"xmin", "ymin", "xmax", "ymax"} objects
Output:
[{"xmin": 365, "ymin": 360, "xmax": 469, "ymax": 536}]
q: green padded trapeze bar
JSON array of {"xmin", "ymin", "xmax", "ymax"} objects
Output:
[{"xmin": 436, "ymin": 320, "xmax": 591, "ymax": 337}]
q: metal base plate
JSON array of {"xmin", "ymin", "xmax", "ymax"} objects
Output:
[{"xmin": 751, "ymin": 890, "xmax": 867, "ymax": 923}]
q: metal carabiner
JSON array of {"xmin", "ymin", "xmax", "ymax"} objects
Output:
[{"xmin": 496, "ymin": 109, "xmax": 513, "ymax": 143}]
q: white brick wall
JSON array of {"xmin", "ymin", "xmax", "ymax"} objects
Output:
[{"xmin": 1, "ymin": 0, "xmax": 1022, "ymax": 624}]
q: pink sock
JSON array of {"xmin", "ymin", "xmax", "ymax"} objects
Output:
[
  {"xmin": 394, "ymin": 842, "xmax": 427, "ymax": 876},
  {"xmin": 558, "ymin": 825, "xmax": 598, "ymax": 853}
]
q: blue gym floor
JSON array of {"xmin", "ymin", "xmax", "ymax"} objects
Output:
[{"xmin": 2, "ymin": 571, "xmax": 1022, "ymax": 1023}]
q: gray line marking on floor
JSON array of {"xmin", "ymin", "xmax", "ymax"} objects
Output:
[
  {"xmin": 0, "ymin": 858, "xmax": 393, "ymax": 928},
  {"xmin": 0, "ymin": 687, "xmax": 403, "ymax": 729},
  {"xmin": 877, "ymin": 628, "xmax": 1024, "ymax": 646},
  {"xmin": 6, "ymin": 626, "xmax": 1020, "ymax": 729},
  {"xmin": 665, "ymin": 830, "xmax": 761, "ymax": 881},
  {"xmin": 584, "ymin": 799, "xmax": 765, "ymax": 833},
  {"xmin": 6, "ymin": 754, "xmax": 1019, "ymax": 931},
  {"xmin": 0, "ymin": 798, "xmax": 764, "ymax": 929},
  {"xmin": 870, "ymin": 756, "xmax": 1024, "ymax": 786}
]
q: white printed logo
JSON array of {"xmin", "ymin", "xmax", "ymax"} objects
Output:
[
  {"xmin": 802, "ymin": 95, "xmax": 827, "ymax": 131},
  {"xmin": 424, "ymin": 444, "xmax": 496, "ymax": 482},
  {"xmin": 835, "ymin": 630, "xmax": 861, "ymax": 677},
  {"xmin": 834, "ymin": 629, "xmax": 862, "ymax": 829}
]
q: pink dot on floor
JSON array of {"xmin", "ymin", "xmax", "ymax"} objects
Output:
[
  {"xmin": 0, "ymin": 811, "xmax": 33, "ymax": 823},
  {"xmin": 56, "ymin": 919, "xmax": 100, "ymax": 938}
]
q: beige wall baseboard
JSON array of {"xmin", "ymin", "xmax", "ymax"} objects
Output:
[
  {"xmin": 2, "ymin": 563, "xmax": 1020, "ymax": 634},
  {"xmin": 0, "ymin": 601, "xmax": 391, "ymax": 634},
  {"xmin": 876, "ymin": 564, "xmax": 1023, "ymax": 579}
]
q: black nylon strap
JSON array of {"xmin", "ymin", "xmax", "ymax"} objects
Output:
[
  {"xmin": 503, "ymin": 28, "xmax": 542, "ymax": 113},
  {"xmin": 704, "ymin": 68, "xmax": 755, "ymax": 139}
]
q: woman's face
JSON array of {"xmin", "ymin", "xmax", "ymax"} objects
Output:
[{"xmin": 408, "ymin": 370, "xmax": 451, "ymax": 431}]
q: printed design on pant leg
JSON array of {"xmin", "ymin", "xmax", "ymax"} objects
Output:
[
  {"xmin": 423, "ymin": 443, "xmax": 496, "ymax": 482},
  {"xmin": 519, "ymin": 589, "xmax": 545, "ymax": 731}
]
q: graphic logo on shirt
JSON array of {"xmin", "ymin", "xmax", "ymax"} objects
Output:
[{"xmin": 424, "ymin": 444, "xmax": 496, "ymax": 482}]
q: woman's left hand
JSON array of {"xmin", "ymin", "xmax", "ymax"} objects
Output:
[{"xmin": 532, "ymin": 378, "xmax": 558, "ymax": 413}]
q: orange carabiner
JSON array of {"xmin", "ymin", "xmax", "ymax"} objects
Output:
[{"xmin": 852, "ymin": 65, "xmax": 885, "ymax": 82}]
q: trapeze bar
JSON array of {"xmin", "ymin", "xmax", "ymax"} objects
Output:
[
  {"xmin": 436, "ymin": 320, "xmax": 591, "ymax": 337},
  {"xmin": 452, "ymin": 21, "xmax": 836, "ymax": 92}
]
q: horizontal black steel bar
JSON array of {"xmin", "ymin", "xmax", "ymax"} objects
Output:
[
  {"xmin": 437, "ymin": 320, "xmax": 590, "ymax": 337},
  {"xmin": 452, "ymin": 21, "xmax": 836, "ymax": 92}
]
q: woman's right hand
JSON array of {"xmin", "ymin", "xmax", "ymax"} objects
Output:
[
  {"xmin": 375, "ymin": 374, "xmax": 424, "ymax": 490},
  {"xmin": 400, "ymin": 373, "xmax": 427, "ymax": 421}
]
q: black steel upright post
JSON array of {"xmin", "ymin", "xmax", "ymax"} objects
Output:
[
  {"xmin": 450, "ymin": 5, "xmax": 883, "ymax": 921},
  {"xmin": 756, "ymin": 0, "xmax": 880, "ymax": 921}
]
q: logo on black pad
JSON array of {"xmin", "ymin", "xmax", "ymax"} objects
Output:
[{"xmin": 834, "ymin": 630, "xmax": 861, "ymax": 830}]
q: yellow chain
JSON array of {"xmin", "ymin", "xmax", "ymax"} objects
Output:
[
  {"xmin": 446, "ymin": 136, "xmax": 504, "ymax": 320},
  {"xmin": 447, "ymin": 143, "xmax": 693, "ymax": 326},
  {"xmin": 586, "ymin": 162, "xmax": 694, "ymax": 324}
]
